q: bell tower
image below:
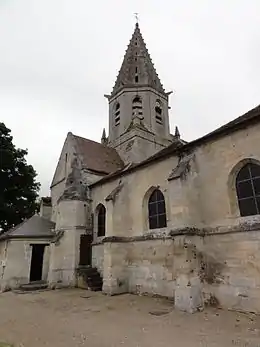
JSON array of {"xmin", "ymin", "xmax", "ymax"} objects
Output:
[{"xmin": 105, "ymin": 23, "xmax": 174, "ymax": 164}]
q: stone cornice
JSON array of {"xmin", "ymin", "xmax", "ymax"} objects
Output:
[{"xmin": 102, "ymin": 222, "xmax": 260, "ymax": 243}]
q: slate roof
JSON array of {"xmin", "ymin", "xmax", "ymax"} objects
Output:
[
  {"xmin": 90, "ymin": 104, "xmax": 260, "ymax": 186},
  {"xmin": 0, "ymin": 215, "xmax": 55, "ymax": 241},
  {"xmin": 73, "ymin": 135, "xmax": 124, "ymax": 174}
]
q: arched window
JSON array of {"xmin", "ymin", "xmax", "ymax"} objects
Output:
[
  {"xmin": 155, "ymin": 100, "xmax": 163, "ymax": 124},
  {"xmin": 132, "ymin": 96, "xmax": 142, "ymax": 117},
  {"xmin": 114, "ymin": 102, "xmax": 120, "ymax": 126},
  {"xmin": 236, "ymin": 163, "xmax": 260, "ymax": 216},
  {"xmin": 97, "ymin": 204, "xmax": 106, "ymax": 237},
  {"xmin": 148, "ymin": 189, "xmax": 167, "ymax": 229}
]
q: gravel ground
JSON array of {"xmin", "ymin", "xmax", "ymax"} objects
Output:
[{"xmin": 0, "ymin": 288, "xmax": 259, "ymax": 347}]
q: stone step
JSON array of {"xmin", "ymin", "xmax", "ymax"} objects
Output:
[
  {"xmin": 89, "ymin": 285, "xmax": 103, "ymax": 291},
  {"xmin": 86, "ymin": 276, "xmax": 102, "ymax": 282},
  {"xmin": 79, "ymin": 266, "xmax": 98, "ymax": 274},
  {"xmin": 19, "ymin": 281, "xmax": 48, "ymax": 292},
  {"xmin": 78, "ymin": 266, "xmax": 103, "ymax": 291},
  {"xmin": 87, "ymin": 280, "xmax": 103, "ymax": 287}
]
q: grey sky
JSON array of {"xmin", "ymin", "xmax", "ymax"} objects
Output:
[{"xmin": 0, "ymin": 0, "xmax": 259, "ymax": 196}]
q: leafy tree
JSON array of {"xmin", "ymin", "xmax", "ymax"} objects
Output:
[{"xmin": 0, "ymin": 123, "xmax": 40, "ymax": 233}]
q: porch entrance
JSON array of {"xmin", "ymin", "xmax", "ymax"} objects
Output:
[
  {"xmin": 79, "ymin": 234, "xmax": 93, "ymax": 266},
  {"xmin": 29, "ymin": 244, "xmax": 46, "ymax": 282}
]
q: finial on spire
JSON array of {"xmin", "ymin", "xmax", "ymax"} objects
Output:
[
  {"xmin": 134, "ymin": 12, "xmax": 139, "ymax": 26},
  {"xmin": 175, "ymin": 126, "xmax": 180, "ymax": 139}
]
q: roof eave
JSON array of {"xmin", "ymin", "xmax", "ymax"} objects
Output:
[{"xmin": 0, "ymin": 234, "xmax": 55, "ymax": 242}]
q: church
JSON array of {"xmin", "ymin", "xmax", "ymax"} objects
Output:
[{"xmin": 1, "ymin": 23, "xmax": 260, "ymax": 314}]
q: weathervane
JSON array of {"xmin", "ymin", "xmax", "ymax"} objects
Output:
[{"xmin": 134, "ymin": 12, "xmax": 139, "ymax": 24}]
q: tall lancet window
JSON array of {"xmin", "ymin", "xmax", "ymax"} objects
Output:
[
  {"xmin": 135, "ymin": 66, "xmax": 139, "ymax": 83},
  {"xmin": 114, "ymin": 102, "xmax": 120, "ymax": 126},
  {"xmin": 155, "ymin": 100, "xmax": 163, "ymax": 124},
  {"xmin": 132, "ymin": 96, "xmax": 143, "ymax": 117}
]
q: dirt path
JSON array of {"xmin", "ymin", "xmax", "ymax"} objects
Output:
[{"xmin": 0, "ymin": 289, "xmax": 259, "ymax": 347}]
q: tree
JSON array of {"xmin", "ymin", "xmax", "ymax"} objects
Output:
[{"xmin": 0, "ymin": 123, "xmax": 40, "ymax": 233}]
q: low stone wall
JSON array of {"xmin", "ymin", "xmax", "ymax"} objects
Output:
[
  {"xmin": 127, "ymin": 239, "xmax": 175, "ymax": 297},
  {"xmin": 201, "ymin": 230, "xmax": 260, "ymax": 313},
  {"xmin": 102, "ymin": 227, "xmax": 260, "ymax": 314}
]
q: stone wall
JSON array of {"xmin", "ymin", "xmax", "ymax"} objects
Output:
[
  {"xmin": 101, "ymin": 233, "xmax": 204, "ymax": 311},
  {"xmin": 101, "ymin": 227, "xmax": 260, "ymax": 313},
  {"xmin": 127, "ymin": 238, "xmax": 174, "ymax": 297},
  {"xmin": 194, "ymin": 122, "xmax": 260, "ymax": 227},
  {"xmin": 91, "ymin": 156, "xmax": 180, "ymax": 237},
  {"xmin": 92, "ymin": 243, "xmax": 104, "ymax": 275},
  {"xmin": 201, "ymin": 229, "xmax": 260, "ymax": 313},
  {"xmin": 90, "ymin": 115, "xmax": 260, "ymax": 313},
  {"xmin": 102, "ymin": 242, "xmax": 130, "ymax": 295},
  {"xmin": 48, "ymin": 199, "xmax": 88, "ymax": 288},
  {"xmin": 48, "ymin": 231, "xmax": 82, "ymax": 287}
]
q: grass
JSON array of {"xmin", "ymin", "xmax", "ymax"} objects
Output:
[{"xmin": 0, "ymin": 343, "xmax": 13, "ymax": 347}]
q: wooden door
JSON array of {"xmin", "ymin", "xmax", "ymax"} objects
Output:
[{"xmin": 79, "ymin": 234, "xmax": 93, "ymax": 266}]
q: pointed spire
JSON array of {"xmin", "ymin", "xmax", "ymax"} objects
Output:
[
  {"xmin": 101, "ymin": 128, "xmax": 108, "ymax": 145},
  {"xmin": 111, "ymin": 23, "xmax": 165, "ymax": 97},
  {"xmin": 175, "ymin": 126, "xmax": 180, "ymax": 139}
]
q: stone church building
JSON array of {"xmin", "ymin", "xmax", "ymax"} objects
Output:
[{"xmin": 1, "ymin": 23, "xmax": 260, "ymax": 313}]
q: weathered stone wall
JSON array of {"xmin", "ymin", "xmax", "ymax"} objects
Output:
[
  {"xmin": 102, "ymin": 242, "xmax": 130, "ymax": 295},
  {"xmin": 0, "ymin": 240, "xmax": 50, "ymax": 291},
  {"xmin": 127, "ymin": 238, "xmax": 175, "ymax": 298},
  {"xmin": 200, "ymin": 229, "xmax": 260, "ymax": 313},
  {"xmin": 92, "ymin": 243, "xmax": 104, "ymax": 275},
  {"xmin": 101, "ymin": 228, "xmax": 260, "ymax": 313},
  {"xmin": 48, "ymin": 199, "xmax": 87, "ymax": 288},
  {"xmin": 195, "ymin": 122, "xmax": 260, "ymax": 227},
  {"xmin": 91, "ymin": 119, "xmax": 260, "ymax": 313},
  {"xmin": 91, "ymin": 155, "xmax": 181, "ymax": 237},
  {"xmin": 48, "ymin": 230, "xmax": 85, "ymax": 287},
  {"xmin": 101, "ymin": 234, "xmax": 204, "ymax": 312}
]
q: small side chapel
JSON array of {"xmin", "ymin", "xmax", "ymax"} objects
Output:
[{"xmin": 1, "ymin": 23, "xmax": 260, "ymax": 314}]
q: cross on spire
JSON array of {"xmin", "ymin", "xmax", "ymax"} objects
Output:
[{"xmin": 134, "ymin": 12, "xmax": 139, "ymax": 24}]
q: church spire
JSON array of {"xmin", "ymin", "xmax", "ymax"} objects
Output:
[
  {"xmin": 111, "ymin": 23, "xmax": 165, "ymax": 97},
  {"xmin": 101, "ymin": 128, "xmax": 108, "ymax": 145},
  {"xmin": 174, "ymin": 126, "xmax": 180, "ymax": 139}
]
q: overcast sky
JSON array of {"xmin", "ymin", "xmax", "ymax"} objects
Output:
[{"xmin": 0, "ymin": 0, "xmax": 259, "ymax": 196}]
